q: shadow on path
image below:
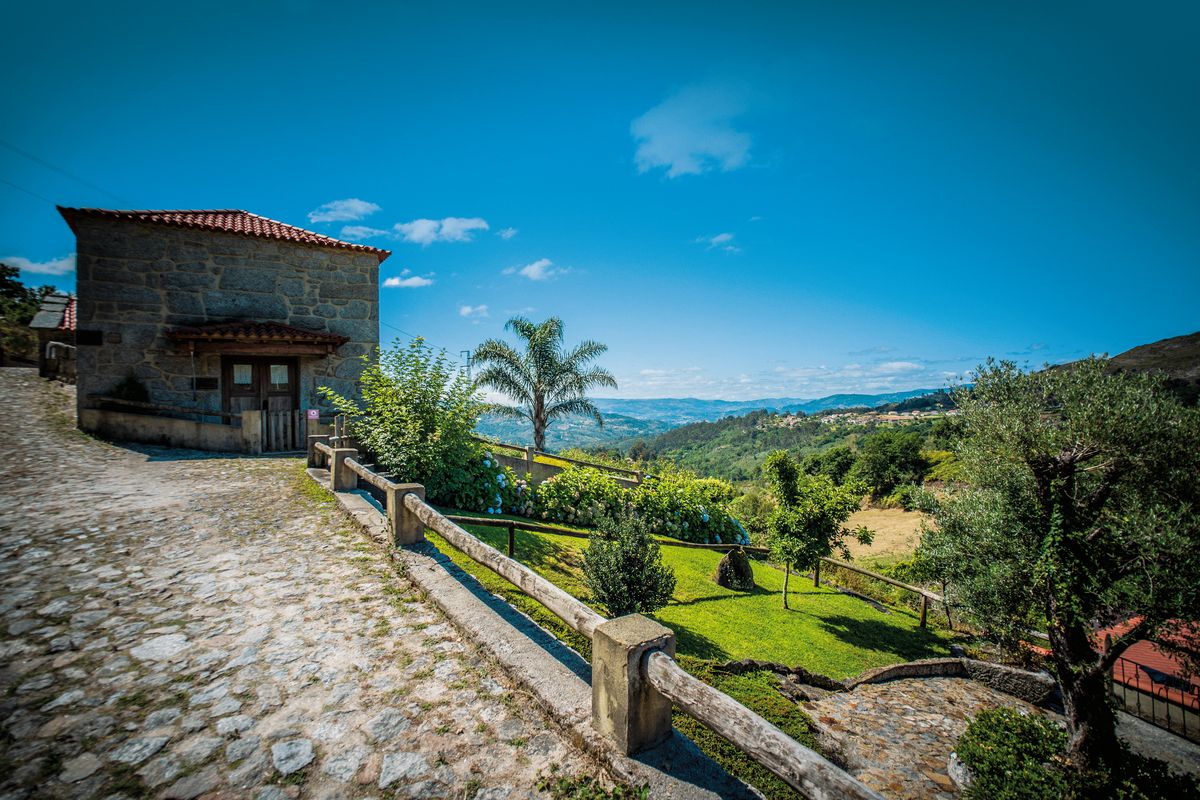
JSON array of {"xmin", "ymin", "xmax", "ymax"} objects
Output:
[{"xmin": 408, "ymin": 540, "xmax": 593, "ymax": 684}]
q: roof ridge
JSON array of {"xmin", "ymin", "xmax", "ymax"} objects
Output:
[{"xmin": 57, "ymin": 206, "xmax": 391, "ymax": 262}]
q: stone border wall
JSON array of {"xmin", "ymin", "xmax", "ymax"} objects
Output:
[{"xmin": 720, "ymin": 656, "xmax": 1060, "ymax": 708}]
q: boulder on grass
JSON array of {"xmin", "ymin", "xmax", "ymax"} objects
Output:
[{"xmin": 713, "ymin": 547, "xmax": 756, "ymax": 591}]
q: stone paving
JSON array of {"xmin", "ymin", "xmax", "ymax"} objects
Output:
[
  {"xmin": 803, "ymin": 676, "xmax": 1056, "ymax": 800},
  {"xmin": 0, "ymin": 369, "xmax": 592, "ymax": 800}
]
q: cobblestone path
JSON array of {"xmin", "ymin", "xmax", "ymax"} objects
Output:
[
  {"xmin": 0, "ymin": 369, "xmax": 591, "ymax": 800},
  {"xmin": 805, "ymin": 677, "xmax": 1054, "ymax": 800}
]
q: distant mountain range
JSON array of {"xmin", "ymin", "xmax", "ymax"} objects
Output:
[
  {"xmin": 475, "ymin": 411, "xmax": 673, "ymax": 450},
  {"xmin": 589, "ymin": 389, "xmax": 940, "ymax": 427},
  {"xmin": 475, "ymin": 388, "xmax": 939, "ymax": 449},
  {"xmin": 475, "ymin": 330, "xmax": 1200, "ymax": 451}
]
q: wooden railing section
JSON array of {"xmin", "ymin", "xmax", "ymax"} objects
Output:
[
  {"xmin": 644, "ymin": 651, "xmax": 884, "ymax": 800},
  {"xmin": 307, "ymin": 433, "xmax": 883, "ymax": 800},
  {"xmin": 444, "ymin": 515, "xmax": 943, "ymax": 628},
  {"xmin": 816, "ymin": 558, "xmax": 945, "ymax": 629},
  {"xmin": 471, "ymin": 434, "xmax": 648, "ymax": 482}
]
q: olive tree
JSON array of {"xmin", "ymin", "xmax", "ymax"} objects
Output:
[{"xmin": 917, "ymin": 358, "xmax": 1200, "ymax": 769}]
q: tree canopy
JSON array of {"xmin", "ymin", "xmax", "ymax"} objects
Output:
[
  {"xmin": 763, "ymin": 450, "xmax": 871, "ymax": 609},
  {"xmin": 918, "ymin": 357, "xmax": 1200, "ymax": 767}
]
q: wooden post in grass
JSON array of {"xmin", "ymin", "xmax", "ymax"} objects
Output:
[
  {"xmin": 919, "ymin": 595, "xmax": 928, "ymax": 629},
  {"xmin": 813, "ymin": 561, "xmax": 821, "ymax": 588},
  {"xmin": 507, "ymin": 523, "xmax": 515, "ymax": 558}
]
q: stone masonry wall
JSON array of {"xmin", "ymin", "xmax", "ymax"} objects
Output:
[{"xmin": 74, "ymin": 218, "xmax": 379, "ymax": 415}]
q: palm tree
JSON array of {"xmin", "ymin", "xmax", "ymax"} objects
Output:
[{"xmin": 472, "ymin": 316, "xmax": 617, "ymax": 451}]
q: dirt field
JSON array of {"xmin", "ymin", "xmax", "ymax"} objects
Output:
[{"xmin": 845, "ymin": 507, "xmax": 926, "ymax": 562}]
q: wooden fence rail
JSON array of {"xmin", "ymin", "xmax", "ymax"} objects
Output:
[
  {"xmin": 471, "ymin": 434, "xmax": 647, "ymax": 480},
  {"xmin": 407, "ymin": 495, "xmax": 606, "ymax": 639},
  {"xmin": 443, "ymin": 514, "xmax": 942, "ymax": 628},
  {"xmin": 644, "ymin": 651, "xmax": 883, "ymax": 800},
  {"xmin": 310, "ymin": 439, "xmax": 885, "ymax": 799}
]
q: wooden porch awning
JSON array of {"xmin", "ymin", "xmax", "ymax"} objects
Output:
[{"xmin": 167, "ymin": 321, "xmax": 350, "ymax": 355}]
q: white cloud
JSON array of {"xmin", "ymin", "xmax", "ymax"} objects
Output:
[
  {"xmin": 339, "ymin": 225, "xmax": 390, "ymax": 241},
  {"xmin": 396, "ymin": 217, "xmax": 489, "ymax": 245},
  {"xmin": 459, "ymin": 304, "xmax": 489, "ymax": 318},
  {"xmin": 497, "ymin": 227, "xmax": 518, "ymax": 240},
  {"xmin": 383, "ymin": 270, "xmax": 434, "ymax": 288},
  {"xmin": 695, "ymin": 232, "xmax": 740, "ymax": 252},
  {"xmin": 631, "ymin": 83, "xmax": 752, "ymax": 178},
  {"xmin": 308, "ymin": 198, "xmax": 381, "ymax": 223},
  {"xmin": 876, "ymin": 361, "xmax": 923, "ymax": 373},
  {"xmin": 502, "ymin": 257, "xmax": 568, "ymax": 281},
  {"xmin": 3, "ymin": 253, "xmax": 76, "ymax": 275}
]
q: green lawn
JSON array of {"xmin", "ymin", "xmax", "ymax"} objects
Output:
[
  {"xmin": 426, "ymin": 512, "xmax": 955, "ymax": 799},
  {"xmin": 430, "ymin": 511, "xmax": 951, "ymax": 680}
]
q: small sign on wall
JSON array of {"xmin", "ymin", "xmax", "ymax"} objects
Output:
[{"xmin": 307, "ymin": 409, "xmax": 320, "ymax": 420}]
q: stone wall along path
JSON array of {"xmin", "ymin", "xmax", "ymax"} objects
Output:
[{"xmin": 0, "ymin": 368, "xmax": 596, "ymax": 800}]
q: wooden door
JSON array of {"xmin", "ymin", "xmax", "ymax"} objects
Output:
[{"xmin": 222, "ymin": 357, "xmax": 301, "ymax": 451}]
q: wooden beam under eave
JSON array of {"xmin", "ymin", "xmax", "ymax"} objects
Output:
[{"xmin": 174, "ymin": 341, "xmax": 335, "ymax": 356}]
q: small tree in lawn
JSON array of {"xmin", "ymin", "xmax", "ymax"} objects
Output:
[
  {"xmin": 917, "ymin": 358, "xmax": 1200, "ymax": 771},
  {"xmin": 763, "ymin": 450, "xmax": 872, "ymax": 609},
  {"xmin": 583, "ymin": 516, "xmax": 676, "ymax": 618}
]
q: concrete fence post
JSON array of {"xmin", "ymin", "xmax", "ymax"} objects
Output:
[
  {"xmin": 330, "ymin": 448, "xmax": 359, "ymax": 491},
  {"xmin": 386, "ymin": 483, "xmax": 426, "ymax": 545},
  {"xmin": 525, "ymin": 445, "xmax": 535, "ymax": 476},
  {"xmin": 307, "ymin": 434, "xmax": 330, "ymax": 467},
  {"xmin": 592, "ymin": 614, "xmax": 675, "ymax": 755},
  {"xmin": 241, "ymin": 410, "xmax": 263, "ymax": 455}
]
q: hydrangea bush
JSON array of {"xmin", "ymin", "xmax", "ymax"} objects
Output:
[
  {"xmin": 530, "ymin": 465, "xmax": 748, "ymax": 544},
  {"xmin": 533, "ymin": 467, "xmax": 625, "ymax": 527}
]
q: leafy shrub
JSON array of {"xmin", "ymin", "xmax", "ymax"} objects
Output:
[
  {"xmin": 800, "ymin": 445, "xmax": 857, "ymax": 484},
  {"xmin": 878, "ymin": 483, "xmax": 921, "ymax": 510},
  {"xmin": 728, "ymin": 487, "xmax": 776, "ymax": 545},
  {"xmin": 629, "ymin": 471, "xmax": 743, "ymax": 544},
  {"xmin": 531, "ymin": 465, "xmax": 744, "ymax": 543},
  {"xmin": 956, "ymin": 708, "xmax": 1068, "ymax": 800},
  {"xmin": 500, "ymin": 468, "xmax": 536, "ymax": 517},
  {"xmin": 320, "ymin": 338, "xmax": 485, "ymax": 509},
  {"xmin": 534, "ymin": 467, "xmax": 626, "ymax": 527},
  {"xmin": 924, "ymin": 449, "xmax": 965, "ymax": 483},
  {"xmin": 956, "ymin": 707, "xmax": 1200, "ymax": 800},
  {"xmin": 583, "ymin": 516, "xmax": 676, "ymax": 617},
  {"xmin": 849, "ymin": 428, "xmax": 928, "ymax": 498}
]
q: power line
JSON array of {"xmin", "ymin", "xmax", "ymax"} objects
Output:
[
  {"xmin": 0, "ymin": 139, "xmax": 134, "ymax": 205},
  {"xmin": 0, "ymin": 177, "xmax": 59, "ymax": 206}
]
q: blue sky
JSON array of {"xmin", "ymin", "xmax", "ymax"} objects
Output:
[{"xmin": 3, "ymin": 1, "xmax": 1197, "ymax": 400}]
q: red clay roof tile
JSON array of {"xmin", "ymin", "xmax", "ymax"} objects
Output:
[{"xmin": 57, "ymin": 207, "xmax": 390, "ymax": 262}]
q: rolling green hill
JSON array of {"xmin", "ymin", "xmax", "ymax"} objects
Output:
[
  {"xmin": 474, "ymin": 410, "xmax": 671, "ymax": 450},
  {"xmin": 618, "ymin": 409, "xmax": 942, "ymax": 482}
]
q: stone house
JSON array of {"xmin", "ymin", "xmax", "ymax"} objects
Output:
[
  {"xmin": 58, "ymin": 207, "xmax": 390, "ymax": 452},
  {"xmin": 28, "ymin": 292, "xmax": 76, "ymax": 382}
]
